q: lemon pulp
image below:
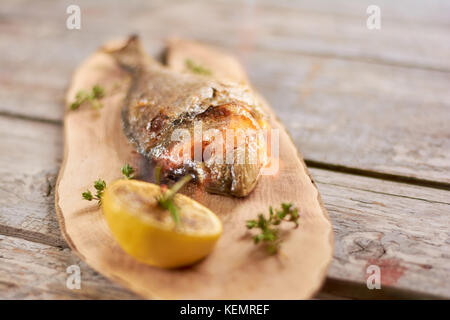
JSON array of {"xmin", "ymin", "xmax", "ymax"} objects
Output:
[{"xmin": 102, "ymin": 179, "xmax": 222, "ymax": 268}]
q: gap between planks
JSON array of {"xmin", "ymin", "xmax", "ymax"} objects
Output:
[
  {"xmin": 0, "ymin": 225, "xmax": 68, "ymax": 249},
  {"xmin": 306, "ymin": 160, "xmax": 450, "ymax": 191}
]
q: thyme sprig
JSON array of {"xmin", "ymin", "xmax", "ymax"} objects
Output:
[
  {"xmin": 81, "ymin": 164, "xmax": 191, "ymax": 226},
  {"xmin": 121, "ymin": 163, "xmax": 135, "ymax": 179},
  {"xmin": 246, "ymin": 203, "xmax": 300, "ymax": 254},
  {"xmin": 81, "ymin": 162, "xmax": 134, "ymax": 205},
  {"xmin": 70, "ymin": 85, "xmax": 105, "ymax": 110},
  {"xmin": 82, "ymin": 179, "xmax": 106, "ymax": 205}
]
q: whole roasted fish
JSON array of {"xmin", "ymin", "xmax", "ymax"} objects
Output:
[{"xmin": 104, "ymin": 36, "xmax": 269, "ymax": 197}]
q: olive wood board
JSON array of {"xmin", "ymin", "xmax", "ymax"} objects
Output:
[{"xmin": 55, "ymin": 37, "xmax": 333, "ymax": 299}]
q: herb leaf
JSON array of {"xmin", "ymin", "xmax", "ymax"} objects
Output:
[
  {"xmin": 70, "ymin": 85, "xmax": 105, "ymax": 110},
  {"xmin": 92, "ymin": 85, "xmax": 104, "ymax": 99},
  {"xmin": 94, "ymin": 179, "xmax": 106, "ymax": 191},
  {"xmin": 82, "ymin": 190, "xmax": 93, "ymax": 201},
  {"xmin": 246, "ymin": 203, "xmax": 300, "ymax": 254},
  {"xmin": 121, "ymin": 163, "xmax": 135, "ymax": 179},
  {"xmin": 185, "ymin": 59, "xmax": 212, "ymax": 76},
  {"xmin": 82, "ymin": 179, "xmax": 106, "ymax": 205},
  {"xmin": 81, "ymin": 163, "xmax": 192, "ymax": 227}
]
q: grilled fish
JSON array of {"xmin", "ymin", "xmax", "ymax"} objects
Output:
[{"xmin": 104, "ymin": 36, "xmax": 269, "ymax": 197}]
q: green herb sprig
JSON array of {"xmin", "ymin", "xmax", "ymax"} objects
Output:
[
  {"xmin": 246, "ymin": 203, "xmax": 300, "ymax": 254},
  {"xmin": 81, "ymin": 162, "xmax": 134, "ymax": 205},
  {"xmin": 70, "ymin": 85, "xmax": 105, "ymax": 110},
  {"xmin": 82, "ymin": 179, "xmax": 107, "ymax": 205},
  {"xmin": 154, "ymin": 166, "xmax": 192, "ymax": 226},
  {"xmin": 81, "ymin": 164, "xmax": 191, "ymax": 226},
  {"xmin": 185, "ymin": 59, "xmax": 212, "ymax": 76},
  {"xmin": 121, "ymin": 163, "xmax": 135, "ymax": 179}
]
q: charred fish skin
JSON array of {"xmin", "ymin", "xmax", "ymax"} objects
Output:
[{"xmin": 104, "ymin": 36, "xmax": 269, "ymax": 197}]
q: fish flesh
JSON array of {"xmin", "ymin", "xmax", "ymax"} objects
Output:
[{"xmin": 104, "ymin": 36, "xmax": 269, "ymax": 197}]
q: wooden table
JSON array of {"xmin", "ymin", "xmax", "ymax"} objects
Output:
[{"xmin": 1, "ymin": 0, "xmax": 449, "ymax": 299}]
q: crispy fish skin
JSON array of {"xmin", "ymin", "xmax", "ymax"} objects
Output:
[{"xmin": 104, "ymin": 36, "xmax": 269, "ymax": 197}]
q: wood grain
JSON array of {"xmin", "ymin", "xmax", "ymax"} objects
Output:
[
  {"xmin": 1, "ymin": 0, "xmax": 448, "ymax": 185},
  {"xmin": 247, "ymin": 51, "xmax": 450, "ymax": 186},
  {"xmin": 167, "ymin": 39, "xmax": 449, "ymax": 297},
  {"xmin": 0, "ymin": 0, "xmax": 449, "ymax": 299},
  {"xmin": 0, "ymin": 116, "xmax": 65, "ymax": 247},
  {"xmin": 0, "ymin": 115, "xmax": 449, "ymax": 298},
  {"xmin": 312, "ymin": 169, "xmax": 450, "ymax": 298},
  {"xmin": 54, "ymin": 38, "xmax": 333, "ymax": 299}
]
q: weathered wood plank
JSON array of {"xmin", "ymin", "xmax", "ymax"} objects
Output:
[
  {"xmin": 3, "ymin": 46, "xmax": 450, "ymax": 184},
  {"xmin": 1, "ymin": 0, "xmax": 449, "ymax": 298},
  {"xmin": 2, "ymin": 0, "xmax": 449, "ymax": 70},
  {"xmin": 310, "ymin": 168, "xmax": 450, "ymax": 298},
  {"xmin": 0, "ymin": 116, "xmax": 64, "ymax": 247},
  {"xmin": 246, "ymin": 51, "xmax": 450, "ymax": 185},
  {"xmin": 1, "ymin": 0, "xmax": 449, "ymax": 184},
  {"xmin": 0, "ymin": 116, "xmax": 448, "ymax": 298},
  {"xmin": 1, "ymin": 0, "xmax": 449, "ymax": 120},
  {"xmin": 234, "ymin": 0, "xmax": 450, "ymax": 71},
  {"xmin": 0, "ymin": 234, "xmax": 140, "ymax": 299}
]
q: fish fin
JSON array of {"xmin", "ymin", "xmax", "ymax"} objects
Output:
[{"xmin": 101, "ymin": 35, "xmax": 154, "ymax": 72}]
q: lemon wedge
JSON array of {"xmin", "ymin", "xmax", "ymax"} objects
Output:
[{"xmin": 102, "ymin": 179, "xmax": 222, "ymax": 268}]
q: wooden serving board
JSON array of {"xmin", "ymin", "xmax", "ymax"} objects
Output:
[{"xmin": 55, "ymin": 37, "xmax": 333, "ymax": 299}]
